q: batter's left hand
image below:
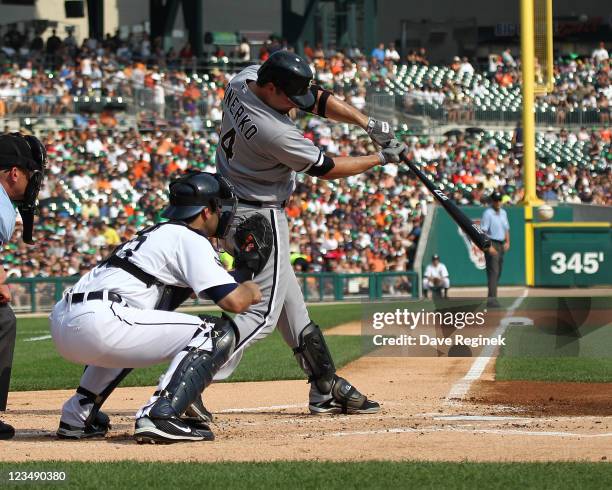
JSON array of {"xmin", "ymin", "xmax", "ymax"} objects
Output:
[{"xmin": 366, "ymin": 118, "xmax": 395, "ymax": 147}]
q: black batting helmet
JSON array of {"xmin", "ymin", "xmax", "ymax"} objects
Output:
[
  {"xmin": 257, "ymin": 50, "xmax": 315, "ymax": 110},
  {"xmin": 162, "ymin": 172, "xmax": 237, "ymax": 237}
]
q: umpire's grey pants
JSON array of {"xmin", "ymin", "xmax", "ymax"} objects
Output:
[
  {"xmin": 485, "ymin": 241, "xmax": 505, "ymax": 299},
  {"xmin": 0, "ymin": 303, "xmax": 17, "ymax": 411},
  {"xmin": 214, "ymin": 205, "xmax": 311, "ymax": 380}
]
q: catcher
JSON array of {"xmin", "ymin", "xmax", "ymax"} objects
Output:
[{"xmin": 49, "ymin": 172, "xmax": 267, "ymax": 443}]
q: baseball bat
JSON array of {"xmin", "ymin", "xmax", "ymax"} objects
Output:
[{"xmin": 400, "ymin": 154, "xmax": 491, "ymax": 252}]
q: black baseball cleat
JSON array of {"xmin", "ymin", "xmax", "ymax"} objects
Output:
[
  {"xmin": 0, "ymin": 419, "xmax": 15, "ymax": 440},
  {"xmin": 309, "ymin": 398, "xmax": 380, "ymax": 415},
  {"xmin": 134, "ymin": 416, "xmax": 214, "ymax": 444},
  {"xmin": 486, "ymin": 298, "xmax": 502, "ymax": 308},
  {"xmin": 183, "ymin": 394, "xmax": 213, "ymax": 424},
  {"xmin": 56, "ymin": 411, "xmax": 111, "ymax": 440},
  {"xmin": 309, "ymin": 377, "xmax": 380, "ymax": 415}
]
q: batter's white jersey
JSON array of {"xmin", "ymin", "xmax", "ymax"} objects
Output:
[{"xmin": 71, "ymin": 222, "xmax": 236, "ymax": 309}]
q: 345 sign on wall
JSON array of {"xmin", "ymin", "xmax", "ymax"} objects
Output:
[
  {"xmin": 550, "ymin": 252, "xmax": 605, "ymax": 275},
  {"xmin": 535, "ymin": 226, "xmax": 611, "ymax": 287}
]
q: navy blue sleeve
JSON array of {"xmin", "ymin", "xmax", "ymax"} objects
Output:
[{"xmin": 204, "ymin": 283, "xmax": 239, "ymax": 303}]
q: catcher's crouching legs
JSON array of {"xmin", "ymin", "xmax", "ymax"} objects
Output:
[
  {"xmin": 134, "ymin": 315, "xmax": 237, "ymax": 444},
  {"xmin": 293, "ymin": 322, "xmax": 380, "ymax": 415}
]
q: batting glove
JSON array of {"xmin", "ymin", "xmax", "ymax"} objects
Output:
[
  {"xmin": 366, "ymin": 118, "xmax": 395, "ymax": 147},
  {"xmin": 377, "ymin": 139, "xmax": 406, "ymax": 165}
]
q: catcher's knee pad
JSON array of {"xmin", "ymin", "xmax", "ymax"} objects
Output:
[
  {"xmin": 293, "ymin": 322, "xmax": 336, "ymax": 394},
  {"xmin": 151, "ymin": 315, "xmax": 236, "ymax": 419}
]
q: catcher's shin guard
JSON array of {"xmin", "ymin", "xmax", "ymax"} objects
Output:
[
  {"xmin": 150, "ymin": 315, "xmax": 236, "ymax": 420},
  {"xmin": 294, "ymin": 322, "xmax": 380, "ymax": 415}
]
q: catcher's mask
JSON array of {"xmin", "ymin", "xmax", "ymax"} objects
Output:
[
  {"xmin": 0, "ymin": 132, "xmax": 47, "ymax": 244},
  {"xmin": 162, "ymin": 171, "xmax": 237, "ymax": 238}
]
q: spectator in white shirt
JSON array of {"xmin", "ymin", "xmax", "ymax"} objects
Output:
[
  {"xmin": 385, "ymin": 42, "xmax": 401, "ymax": 62},
  {"xmin": 592, "ymin": 42, "xmax": 609, "ymax": 64},
  {"xmin": 458, "ymin": 57, "xmax": 474, "ymax": 77},
  {"xmin": 423, "ymin": 254, "xmax": 450, "ymax": 298},
  {"xmin": 237, "ymin": 38, "xmax": 250, "ymax": 61}
]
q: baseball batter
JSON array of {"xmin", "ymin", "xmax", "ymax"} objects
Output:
[
  {"xmin": 210, "ymin": 50, "xmax": 407, "ymax": 414},
  {"xmin": 50, "ymin": 172, "xmax": 264, "ymax": 443}
]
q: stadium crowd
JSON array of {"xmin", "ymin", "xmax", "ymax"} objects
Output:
[
  {"xmin": 2, "ymin": 120, "xmax": 609, "ymax": 285},
  {"xmin": 1, "ymin": 30, "xmax": 610, "ymax": 125},
  {"xmin": 0, "ymin": 32, "xmax": 609, "ymax": 284}
]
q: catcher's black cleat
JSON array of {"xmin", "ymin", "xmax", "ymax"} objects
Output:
[
  {"xmin": 309, "ymin": 377, "xmax": 380, "ymax": 415},
  {"xmin": 134, "ymin": 416, "xmax": 214, "ymax": 444},
  {"xmin": 56, "ymin": 411, "xmax": 111, "ymax": 440},
  {"xmin": 183, "ymin": 394, "xmax": 213, "ymax": 424},
  {"xmin": 0, "ymin": 419, "xmax": 15, "ymax": 440}
]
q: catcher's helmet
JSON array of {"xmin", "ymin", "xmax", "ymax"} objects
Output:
[
  {"xmin": 257, "ymin": 50, "xmax": 315, "ymax": 110},
  {"xmin": 162, "ymin": 172, "xmax": 237, "ymax": 237},
  {"xmin": 0, "ymin": 132, "xmax": 47, "ymax": 244}
]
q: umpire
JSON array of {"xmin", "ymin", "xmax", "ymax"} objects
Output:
[
  {"xmin": 480, "ymin": 191, "xmax": 510, "ymax": 308},
  {"xmin": 0, "ymin": 133, "xmax": 46, "ymax": 439}
]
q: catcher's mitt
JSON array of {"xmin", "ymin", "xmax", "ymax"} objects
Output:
[{"xmin": 234, "ymin": 213, "xmax": 273, "ymax": 278}]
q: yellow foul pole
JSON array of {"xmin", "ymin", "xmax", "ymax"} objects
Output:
[
  {"xmin": 520, "ymin": 0, "xmax": 542, "ymax": 207},
  {"xmin": 546, "ymin": 0, "xmax": 554, "ymax": 91},
  {"xmin": 521, "ymin": 0, "xmax": 543, "ymax": 286}
]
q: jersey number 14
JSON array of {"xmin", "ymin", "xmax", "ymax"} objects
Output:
[{"xmin": 221, "ymin": 128, "xmax": 236, "ymax": 160}]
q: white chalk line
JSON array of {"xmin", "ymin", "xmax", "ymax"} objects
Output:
[
  {"xmin": 432, "ymin": 415, "xmax": 532, "ymax": 422},
  {"xmin": 445, "ymin": 290, "xmax": 529, "ymax": 404},
  {"xmin": 23, "ymin": 334, "xmax": 52, "ymax": 342},
  {"xmin": 218, "ymin": 403, "xmax": 304, "ymax": 413},
  {"xmin": 308, "ymin": 426, "xmax": 612, "ymax": 439},
  {"xmin": 218, "ymin": 400, "xmax": 401, "ymax": 416}
]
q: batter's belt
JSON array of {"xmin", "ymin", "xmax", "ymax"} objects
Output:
[{"xmin": 237, "ymin": 198, "xmax": 287, "ymax": 208}]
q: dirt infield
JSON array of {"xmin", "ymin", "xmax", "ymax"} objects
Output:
[
  {"xmin": 470, "ymin": 380, "xmax": 612, "ymax": 417},
  {"xmin": 2, "ymin": 287, "xmax": 610, "ymax": 463},
  {"xmin": 1, "ymin": 354, "xmax": 610, "ymax": 463}
]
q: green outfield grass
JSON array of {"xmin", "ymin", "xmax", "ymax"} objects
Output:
[
  {"xmin": 496, "ymin": 357, "xmax": 612, "ymax": 383},
  {"xmin": 496, "ymin": 303, "xmax": 612, "ymax": 382},
  {"xmin": 11, "ymin": 304, "xmax": 363, "ymax": 392},
  {"xmin": 0, "ymin": 461, "xmax": 610, "ymax": 489}
]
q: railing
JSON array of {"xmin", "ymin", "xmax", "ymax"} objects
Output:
[
  {"xmin": 406, "ymin": 102, "xmax": 605, "ymax": 127},
  {"xmin": 7, "ymin": 272, "xmax": 419, "ymax": 314},
  {"xmin": 368, "ymin": 92, "xmax": 609, "ymax": 128},
  {"xmin": 0, "ymin": 54, "xmax": 253, "ymax": 76},
  {"xmin": 7, "ymin": 277, "xmax": 78, "ymax": 314}
]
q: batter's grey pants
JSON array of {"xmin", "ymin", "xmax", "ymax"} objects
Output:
[
  {"xmin": 215, "ymin": 205, "xmax": 311, "ymax": 380},
  {"xmin": 0, "ymin": 304, "xmax": 17, "ymax": 411},
  {"xmin": 485, "ymin": 241, "xmax": 505, "ymax": 299}
]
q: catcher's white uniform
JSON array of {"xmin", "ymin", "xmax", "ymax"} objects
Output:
[
  {"xmin": 50, "ymin": 222, "xmax": 237, "ymax": 426},
  {"xmin": 423, "ymin": 262, "xmax": 450, "ymax": 290}
]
